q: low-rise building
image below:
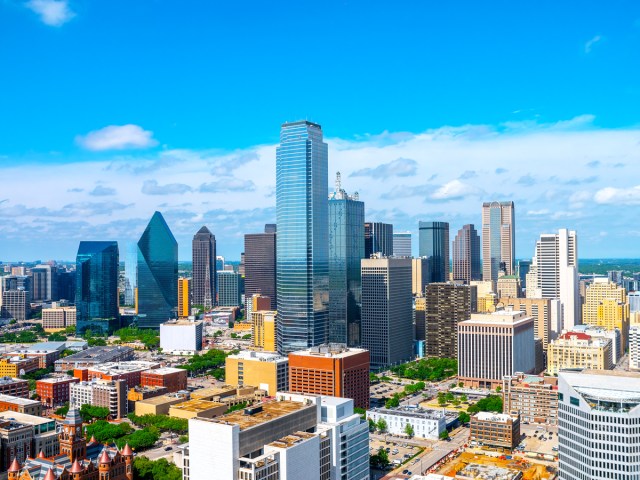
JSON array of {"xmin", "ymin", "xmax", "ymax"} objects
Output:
[
  {"xmin": 0, "ymin": 394, "xmax": 42, "ymax": 416},
  {"xmin": 0, "ymin": 418, "xmax": 33, "ymax": 470},
  {"xmin": 225, "ymin": 351, "xmax": 288, "ymax": 396},
  {"xmin": 0, "ymin": 377, "xmax": 29, "ymax": 398},
  {"xmin": 160, "ymin": 319, "xmax": 203, "ymax": 353},
  {"xmin": 140, "ymin": 367, "xmax": 187, "ymax": 393},
  {"xmin": 36, "ymin": 376, "xmax": 79, "ymax": 408},
  {"xmin": 70, "ymin": 379, "xmax": 127, "ymax": 419},
  {"xmin": 55, "ymin": 346, "xmax": 134, "ymax": 372},
  {"xmin": 547, "ymin": 331, "xmax": 613, "ymax": 375},
  {"xmin": 251, "ymin": 310, "xmax": 277, "ymax": 352},
  {"xmin": 134, "ymin": 393, "xmax": 188, "ymax": 416},
  {"xmin": 75, "ymin": 361, "xmax": 159, "ymax": 388},
  {"xmin": 502, "ymin": 374, "xmax": 558, "ymax": 425},
  {"xmin": 11, "ymin": 349, "xmax": 60, "ymax": 369},
  {"xmin": 470, "ymin": 412, "xmax": 520, "ymax": 451},
  {"xmin": 0, "ymin": 411, "xmax": 58, "ymax": 459},
  {"xmin": 569, "ymin": 325, "xmax": 623, "ymax": 363},
  {"xmin": 168, "ymin": 399, "xmax": 226, "ymax": 420},
  {"xmin": 127, "ymin": 385, "xmax": 169, "ymax": 412},
  {"xmin": 42, "ymin": 306, "xmax": 76, "ymax": 332},
  {"xmin": 366, "ymin": 406, "xmax": 447, "ymax": 439},
  {"xmin": 0, "ymin": 357, "xmax": 40, "ymax": 378}
]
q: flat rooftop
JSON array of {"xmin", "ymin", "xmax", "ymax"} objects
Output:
[
  {"xmin": 137, "ymin": 394, "xmax": 188, "ymax": 406},
  {"xmin": 170, "ymin": 399, "xmax": 224, "ymax": 413},
  {"xmin": 228, "ymin": 351, "xmax": 288, "ymax": 363},
  {"xmin": 475, "ymin": 412, "xmax": 516, "ymax": 423},
  {"xmin": 463, "ymin": 310, "xmax": 533, "ymax": 326},
  {"xmin": 56, "ymin": 346, "xmax": 133, "ymax": 363},
  {"xmin": 367, "ymin": 406, "xmax": 446, "ymax": 421},
  {"xmin": 143, "ymin": 367, "xmax": 184, "ymax": 375},
  {"xmin": 37, "ymin": 376, "xmax": 77, "ymax": 384},
  {"xmin": 89, "ymin": 361, "xmax": 159, "ymax": 374},
  {"xmin": 0, "ymin": 411, "xmax": 54, "ymax": 426},
  {"xmin": 162, "ymin": 319, "xmax": 203, "ymax": 327},
  {"xmin": 0, "ymin": 376, "xmax": 26, "ymax": 385},
  {"xmin": 205, "ymin": 400, "xmax": 311, "ymax": 431},
  {"xmin": 267, "ymin": 431, "xmax": 316, "ymax": 449},
  {"xmin": 0, "ymin": 394, "xmax": 41, "ymax": 406},
  {"xmin": 190, "ymin": 385, "xmax": 236, "ymax": 399},
  {"xmin": 290, "ymin": 343, "xmax": 367, "ymax": 358}
]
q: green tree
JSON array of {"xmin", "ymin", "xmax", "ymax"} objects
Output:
[
  {"xmin": 115, "ymin": 427, "xmax": 160, "ymax": 450},
  {"xmin": 445, "ymin": 392, "xmax": 455, "ymax": 402},
  {"xmin": 389, "ymin": 357, "xmax": 457, "ymax": 381},
  {"xmin": 458, "ymin": 411, "xmax": 470, "ymax": 424},
  {"xmin": 460, "ymin": 394, "xmax": 468, "ymax": 403},
  {"xmin": 451, "ymin": 398, "xmax": 461, "ymax": 407},
  {"xmin": 496, "ymin": 385, "xmax": 502, "ymax": 393},
  {"xmin": 467, "ymin": 395, "xmax": 503, "ymax": 414},
  {"xmin": 368, "ymin": 418, "xmax": 376, "ymax": 432},
  {"xmin": 80, "ymin": 404, "xmax": 110, "ymax": 422},
  {"xmin": 376, "ymin": 418, "xmax": 387, "ymax": 433},
  {"xmin": 369, "ymin": 372, "xmax": 379, "ymax": 384},
  {"xmin": 439, "ymin": 430, "xmax": 449, "ymax": 440},
  {"xmin": 385, "ymin": 393, "xmax": 400, "ymax": 409},
  {"xmin": 377, "ymin": 448, "xmax": 390, "ymax": 468},
  {"xmin": 55, "ymin": 402, "xmax": 69, "ymax": 417},
  {"xmin": 354, "ymin": 407, "xmax": 366, "ymax": 417},
  {"xmin": 404, "ymin": 423, "xmax": 415, "ymax": 438},
  {"xmin": 437, "ymin": 396, "xmax": 447, "ymax": 407}
]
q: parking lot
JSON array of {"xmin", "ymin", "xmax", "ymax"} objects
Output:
[
  {"xmin": 519, "ymin": 425, "xmax": 558, "ymax": 456},
  {"xmin": 370, "ymin": 438, "xmax": 423, "ymax": 469}
]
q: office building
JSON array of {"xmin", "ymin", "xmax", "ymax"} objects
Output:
[
  {"xmin": 55, "ymin": 269, "xmax": 76, "ymax": 303},
  {"xmin": 187, "ymin": 393, "xmax": 369, "ymax": 480},
  {"xmin": 70, "ymin": 379, "xmax": 128, "ymax": 419},
  {"xmin": 177, "ymin": 277, "xmax": 191, "ymax": 318},
  {"xmin": 496, "ymin": 276, "xmax": 521, "ymax": 299},
  {"xmin": 31, "ymin": 264, "xmax": 57, "ymax": 302},
  {"xmin": 424, "ymin": 283, "xmax": 471, "ymax": 359},
  {"xmin": 411, "ymin": 257, "xmax": 430, "ymax": 296},
  {"xmin": 558, "ymin": 370, "xmax": 640, "ymax": 480},
  {"xmin": 570, "ymin": 325, "xmax": 623, "ymax": 363},
  {"xmin": 328, "ymin": 173, "xmax": 365, "ymax": 346},
  {"xmin": 0, "ymin": 411, "xmax": 59, "ymax": 460},
  {"xmin": 160, "ymin": 319, "xmax": 203, "ymax": 353},
  {"xmin": 482, "ymin": 201, "xmax": 515, "ymax": 282},
  {"xmin": 418, "ymin": 221, "xmax": 449, "ymax": 283},
  {"xmin": 289, "ymin": 344, "xmax": 370, "ymax": 409},
  {"xmin": 225, "ymin": 351, "xmax": 289, "ymax": 396},
  {"xmin": 502, "ymin": 374, "xmax": 558, "ymax": 425},
  {"xmin": 630, "ymin": 325, "xmax": 640, "ymax": 370},
  {"xmin": 393, "ymin": 231, "xmax": 412, "ymax": 257},
  {"xmin": 77, "ymin": 361, "xmax": 159, "ymax": 388},
  {"xmin": 458, "ymin": 310, "xmax": 535, "ymax": 388},
  {"xmin": 0, "ymin": 418, "xmax": 33, "ymax": 471},
  {"xmin": 0, "ymin": 378, "xmax": 28, "ymax": 399},
  {"xmin": 364, "ymin": 222, "xmax": 393, "ymax": 258},
  {"xmin": 217, "ymin": 271, "xmax": 241, "ymax": 307},
  {"xmin": 137, "ymin": 211, "xmax": 178, "ymax": 329},
  {"xmin": 42, "ymin": 306, "xmax": 76, "ymax": 332},
  {"xmin": 470, "ymin": 412, "xmax": 520, "ymax": 451},
  {"xmin": 582, "ymin": 278, "xmax": 630, "ymax": 347},
  {"xmin": 36, "ymin": 376, "xmax": 79, "ymax": 408},
  {"xmin": 252, "ymin": 310, "xmax": 277, "ymax": 352},
  {"xmin": 0, "ymin": 357, "xmax": 39, "ymax": 378},
  {"xmin": 531, "ymin": 229, "xmax": 579, "ymax": 331},
  {"xmin": 0, "ymin": 290, "xmax": 29, "ymax": 321},
  {"xmin": 361, "ymin": 257, "xmax": 413, "ymax": 368},
  {"xmin": 123, "ymin": 243, "xmax": 137, "ymax": 307},
  {"xmin": 366, "ymin": 406, "xmax": 446, "ymax": 439},
  {"xmin": 497, "ymin": 297, "xmax": 559, "ymax": 350},
  {"xmin": 140, "ymin": 367, "xmax": 187, "ymax": 393},
  {"xmin": 517, "ymin": 260, "xmax": 531, "ymax": 291},
  {"xmin": 0, "ymin": 395, "xmax": 42, "ymax": 416},
  {"xmin": 276, "ymin": 121, "xmax": 329, "ymax": 354},
  {"xmin": 547, "ymin": 331, "xmax": 613, "ymax": 375},
  {"xmin": 415, "ymin": 296, "xmax": 426, "ymax": 342},
  {"xmin": 629, "ymin": 291, "xmax": 640, "ymax": 313},
  {"xmin": 192, "ymin": 226, "xmax": 217, "ymax": 309},
  {"xmin": 244, "ymin": 225, "xmax": 277, "ymax": 313},
  {"xmin": 75, "ymin": 241, "xmax": 119, "ymax": 335},
  {"xmin": 452, "ymin": 224, "xmax": 481, "ymax": 284}
]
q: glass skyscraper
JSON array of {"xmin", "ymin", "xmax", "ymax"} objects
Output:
[
  {"xmin": 328, "ymin": 172, "xmax": 364, "ymax": 346},
  {"xmin": 192, "ymin": 226, "xmax": 216, "ymax": 309},
  {"xmin": 276, "ymin": 120, "xmax": 329, "ymax": 354},
  {"xmin": 75, "ymin": 241, "xmax": 119, "ymax": 335},
  {"xmin": 123, "ymin": 243, "xmax": 137, "ymax": 307},
  {"xmin": 137, "ymin": 211, "xmax": 178, "ymax": 329},
  {"xmin": 482, "ymin": 201, "xmax": 515, "ymax": 282},
  {"xmin": 418, "ymin": 221, "xmax": 450, "ymax": 283},
  {"xmin": 364, "ymin": 222, "xmax": 393, "ymax": 258}
]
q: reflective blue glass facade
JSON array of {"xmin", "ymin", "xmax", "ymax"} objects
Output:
[
  {"xmin": 75, "ymin": 241, "xmax": 119, "ymax": 335},
  {"xmin": 418, "ymin": 221, "xmax": 450, "ymax": 283},
  {"xmin": 328, "ymin": 178, "xmax": 364, "ymax": 346},
  {"xmin": 137, "ymin": 211, "xmax": 178, "ymax": 329},
  {"xmin": 276, "ymin": 121, "xmax": 329, "ymax": 354}
]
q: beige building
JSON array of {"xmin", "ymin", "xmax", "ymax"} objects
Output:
[
  {"xmin": 471, "ymin": 280, "xmax": 496, "ymax": 313},
  {"xmin": 169, "ymin": 399, "xmax": 226, "ymax": 419},
  {"xmin": 412, "ymin": 258, "xmax": 429, "ymax": 296},
  {"xmin": 470, "ymin": 412, "xmax": 520, "ymax": 451},
  {"xmin": 42, "ymin": 306, "xmax": 76, "ymax": 332},
  {"xmin": 225, "ymin": 351, "xmax": 288, "ymax": 396},
  {"xmin": 502, "ymin": 374, "xmax": 558, "ymax": 425},
  {"xmin": 251, "ymin": 310, "xmax": 277, "ymax": 352},
  {"xmin": 582, "ymin": 279, "xmax": 630, "ymax": 346},
  {"xmin": 496, "ymin": 276, "xmax": 521, "ymax": 299},
  {"xmin": 547, "ymin": 331, "xmax": 613, "ymax": 375},
  {"xmin": 134, "ymin": 393, "xmax": 188, "ymax": 416},
  {"xmin": 498, "ymin": 297, "xmax": 557, "ymax": 350}
]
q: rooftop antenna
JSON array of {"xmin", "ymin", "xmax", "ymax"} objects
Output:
[{"xmin": 335, "ymin": 171, "xmax": 342, "ymax": 193}]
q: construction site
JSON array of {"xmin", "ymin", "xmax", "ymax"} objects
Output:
[{"xmin": 437, "ymin": 452, "xmax": 557, "ymax": 480}]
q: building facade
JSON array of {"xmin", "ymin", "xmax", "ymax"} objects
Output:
[
  {"xmin": 482, "ymin": 201, "xmax": 515, "ymax": 282},
  {"xmin": 217, "ymin": 271, "xmax": 242, "ymax": 307},
  {"xmin": 470, "ymin": 412, "xmax": 520, "ymax": 451},
  {"xmin": 36, "ymin": 377, "xmax": 79, "ymax": 408},
  {"xmin": 192, "ymin": 226, "xmax": 216, "ymax": 309},
  {"xmin": 42, "ymin": 307, "xmax": 76, "ymax": 332},
  {"xmin": 177, "ymin": 277, "xmax": 191, "ymax": 318},
  {"xmin": 546, "ymin": 332, "xmax": 612, "ymax": 375},
  {"xmin": 582, "ymin": 278, "xmax": 630, "ymax": 347},
  {"xmin": 392, "ymin": 232, "xmax": 412, "ymax": 257},
  {"xmin": 424, "ymin": 283, "xmax": 471, "ymax": 359},
  {"xmin": 418, "ymin": 222, "xmax": 449, "ymax": 283},
  {"xmin": 252, "ymin": 310, "xmax": 277, "ymax": 352},
  {"xmin": 225, "ymin": 351, "xmax": 289, "ymax": 396},
  {"xmin": 452, "ymin": 224, "xmax": 481, "ymax": 284},
  {"xmin": 502, "ymin": 374, "xmax": 558, "ymax": 425},
  {"xmin": 366, "ymin": 406, "xmax": 446, "ymax": 439},
  {"xmin": 364, "ymin": 222, "xmax": 393, "ymax": 258},
  {"xmin": 244, "ymin": 226, "xmax": 277, "ymax": 311},
  {"xmin": 160, "ymin": 319, "xmax": 203, "ymax": 353}
]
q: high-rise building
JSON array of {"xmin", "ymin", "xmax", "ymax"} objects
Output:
[
  {"xmin": 177, "ymin": 278, "xmax": 191, "ymax": 318},
  {"xmin": 629, "ymin": 291, "xmax": 640, "ymax": 313},
  {"xmin": 547, "ymin": 331, "xmax": 613, "ymax": 375},
  {"xmin": 411, "ymin": 257, "xmax": 430, "ymax": 296},
  {"xmin": 458, "ymin": 309, "xmax": 535, "ymax": 388},
  {"xmin": 424, "ymin": 283, "xmax": 471, "ymax": 359},
  {"xmin": 276, "ymin": 121, "xmax": 329, "ymax": 354},
  {"xmin": 0, "ymin": 290, "xmax": 29, "ymax": 321},
  {"xmin": 452, "ymin": 224, "xmax": 481, "ymax": 284},
  {"xmin": 630, "ymin": 325, "xmax": 640, "ymax": 370},
  {"xmin": 361, "ymin": 257, "xmax": 413, "ymax": 368},
  {"xmin": 123, "ymin": 243, "xmax": 137, "ymax": 307},
  {"xmin": 582, "ymin": 278, "xmax": 630, "ymax": 347},
  {"xmin": 252, "ymin": 310, "xmax": 277, "ymax": 352},
  {"xmin": 482, "ymin": 201, "xmax": 515, "ymax": 282},
  {"xmin": 418, "ymin": 221, "xmax": 449, "ymax": 283},
  {"xmin": 288, "ymin": 344, "xmax": 370, "ymax": 409},
  {"xmin": 31, "ymin": 264, "xmax": 57, "ymax": 302},
  {"xmin": 496, "ymin": 276, "xmax": 521, "ymax": 299},
  {"xmin": 192, "ymin": 226, "xmax": 216, "ymax": 309},
  {"xmin": 364, "ymin": 222, "xmax": 393, "ymax": 258},
  {"xmin": 558, "ymin": 370, "xmax": 640, "ymax": 480},
  {"xmin": 56, "ymin": 269, "xmax": 76, "ymax": 303},
  {"xmin": 217, "ymin": 271, "xmax": 241, "ymax": 307},
  {"xmin": 497, "ymin": 297, "xmax": 559, "ymax": 350},
  {"xmin": 393, "ymin": 232, "xmax": 412, "ymax": 257},
  {"xmin": 328, "ymin": 172, "xmax": 365, "ymax": 346},
  {"xmin": 414, "ymin": 296, "xmax": 426, "ymax": 342},
  {"xmin": 532, "ymin": 229, "xmax": 579, "ymax": 331},
  {"xmin": 75, "ymin": 242, "xmax": 119, "ymax": 335},
  {"xmin": 517, "ymin": 260, "xmax": 531, "ymax": 290},
  {"xmin": 244, "ymin": 225, "xmax": 276, "ymax": 311},
  {"xmin": 137, "ymin": 212, "xmax": 178, "ymax": 329},
  {"xmin": 225, "ymin": 351, "xmax": 288, "ymax": 396}
]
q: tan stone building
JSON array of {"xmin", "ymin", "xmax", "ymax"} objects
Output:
[
  {"xmin": 547, "ymin": 331, "xmax": 613, "ymax": 375},
  {"xmin": 502, "ymin": 374, "xmax": 558, "ymax": 425},
  {"xmin": 225, "ymin": 351, "xmax": 288, "ymax": 396}
]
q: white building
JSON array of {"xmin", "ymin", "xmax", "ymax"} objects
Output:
[
  {"xmin": 570, "ymin": 325, "xmax": 622, "ymax": 363},
  {"xmin": 366, "ymin": 406, "xmax": 446, "ymax": 439},
  {"xmin": 630, "ymin": 325, "xmax": 640, "ymax": 370},
  {"xmin": 558, "ymin": 370, "xmax": 640, "ymax": 480},
  {"xmin": 187, "ymin": 393, "xmax": 369, "ymax": 480},
  {"xmin": 160, "ymin": 318, "xmax": 203, "ymax": 353}
]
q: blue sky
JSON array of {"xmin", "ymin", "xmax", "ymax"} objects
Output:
[{"xmin": 1, "ymin": 0, "xmax": 640, "ymax": 261}]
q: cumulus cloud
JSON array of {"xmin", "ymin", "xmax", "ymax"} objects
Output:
[
  {"xmin": 76, "ymin": 125, "xmax": 158, "ymax": 151},
  {"xmin": 141, "ymin": 180, "xmax": 192, "ymax": 196},
  {"xmin": 89, "ymin": 185, "xmax": 116, "ymax": 196},
  {"xmin": 199, "ymin": 178, "xmax": 256, "ymax": 192},
  {"xmin": 594, "ymin": 186, "xmax": 640, "ymax": 205},
  {"xmin": 430, "ymin": 180, "xmax": 481, "ymax": 201},
  {"xmin": 210, "ymin": 152, "xmax": 259, "ymax": 176},
  {"xmin": 350, "ymin": 158, "xmax": 417, "ymax": 178},
  {"xmin": 585, "ymin": 35, "xmax": 603, "ymax": 53},
  {"xmin": 26, "ymin": 0, "xmax": 75, "ymax": 27}
]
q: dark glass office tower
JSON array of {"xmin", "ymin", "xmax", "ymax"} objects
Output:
[
  {"xmin": 328, "ymin": 173, "xmax": 365, "ymax": 346},
  {"xmin": 192, "ymin": 226, "xmax": 216, "ymax": 309},
  {"xmin": 276, "ymin": 120, "xmax": 329, "ymax": 354},
  {"xmin": 137, "ymin": 212, "xmax": 178, "ymax": 329},
  {"xmin": 75, "ymin": 241, "xmax": 119, "ymax": 335},
  {"xmin": 418, "ymin": 221, "xmax": 450, "ymax": 282},
  {"xmin": 452, "ymin": 224, "xmax": 481, "ymax": 284},
  {"xmin": 364, "ymin": 222, "xmax": 393, "ymax": 258},
  {"xmin": 244, "ymin": 225, "xmax": 276, "ymax": 310}
]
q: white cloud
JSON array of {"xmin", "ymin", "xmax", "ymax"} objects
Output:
[
  {"xmin": 26, "ymin": 0, "xmax": 75, "ymax": 27},
  {"xmin": 585, "ymin": 35, "xmax": 603, "ymax": 54},
  {"xmin": 430, "ymin": 180, "xmax": 481, "ymax": 201},
  {"xmin": 76, "ymin": 125, "xmax": 158, "ymax": 151},
  {"xmin": 594, "ymin": 186, "xmax": 640, "ymax": 205},
  {"xmin": 141, "ymin": 180, "xmax": 192, "ymax": 196}
]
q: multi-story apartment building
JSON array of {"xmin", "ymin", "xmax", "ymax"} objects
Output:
[
  {"xmin": 470, "ymin": 412, "xmax": 520, "ymax": 451},
  {"xmin": 630, "ymin": 325, "xmax": 640, "ymax": 370},
  {"xmin": 42, "ymin": 306, "xmax": 76, "ymax": 331},
  {"xmin": 458, "ymin": 309, "xmax": 535, "ymax": 388},
  {"xmin": 570, "ymin": 324, "xmax": 622, "ymax": 363},
  {"xmin": 36, "ymin": 376, "xmax": 79, "ymax": 407},
  {"xmin": 546, "ymin": 331, "xmax": 613, "ymax": 375},
  {"xmin": 558, "ymin": 370, "xmax": 640, "ymax": 480},
  {"xmin": 502, "ymin": 374, "xmax": 558, "ymax": 425},
  {"xmin": 225, "ymin": 351, "xmax": 288, "ymax": 396},
  {"xmin": 424, "ymin": 282, "xmax": 471, "ymax": 359},
  {"xmin": 70, "ymin": 379, "xmax": 127, "ymax": 419},
  {"xmin": 140, "ymin": 367, "xmax": 187, "ymax": 393},
  {"xmin": 252, "ymin": 310, "xmax": 277, "ymax": 352},
  {"xmin": 582, "ymin": 278, "xmax": 630, "ymax": 347},
  {"xmin": 0, "ymin": 290, "xmax": 29, "ymax": 321}
]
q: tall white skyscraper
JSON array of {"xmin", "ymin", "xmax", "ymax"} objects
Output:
[
  {"xmin": 482, "ymin": 201, "xmax": 515, "ymax": 282},
  {"xmin": 532, "ymin": 229, "xmax": 579, "ymax": 332}
]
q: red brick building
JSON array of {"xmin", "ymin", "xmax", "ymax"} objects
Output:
[
  {"xmin": 36, "ymin": 377, "xmax": 79, "ymax": 408},
  {"xmin": 0, "ymin": 378, "xmax": 29, "ymax": 398},
  {"xmin": 140, "ymin": 367, "xmax": 187, "ymax": 393},
  {"xmin": 288, "ymin": 344, "xmax": 370, "ymax": 409},
  {"xmin": 73, "ymin": 361, "xmax": 159, "ymax": 389}
]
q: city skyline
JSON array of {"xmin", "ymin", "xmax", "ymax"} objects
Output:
[{"xmin": 3, "ymin": 3, "xmax": 640, "ymax": 260}]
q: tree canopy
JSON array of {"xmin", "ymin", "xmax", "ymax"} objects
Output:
[
  {"xmin": 467, "ymin": 395, "xmax": 503, "ymax": 414},
  {"xmin": 133, "ymin": 457, "xmax": 182, "ymax": 480},
  {"xmin": 390, "ymin": 358, "xmax": 457, "ymax": 381}
]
